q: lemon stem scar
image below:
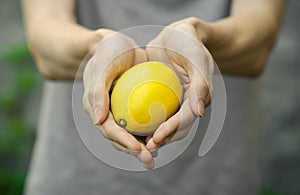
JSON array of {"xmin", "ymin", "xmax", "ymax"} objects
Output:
[{"xmin": 118, "ymin": 119, "xmax": 127, "ymax": 128}]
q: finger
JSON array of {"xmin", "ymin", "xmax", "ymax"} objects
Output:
[
  {"xmin": 109, "ymin": 47, "xmax": 144, "ymax": 91},
  {"xmin": 145, "ymin": 135, "xmax": 159, "ymax": 157},
  {"xmin": 146, "ymin": 138, "xmax": 161, "ymax": 152},
  {"xmin": 146, "ymin": 39, "xmax": 190, "ymax": 88},
  {"xmin": 147, "ymin": 121, "xmax": 194, "ymax": 151},
  {"xmin": 164, "ymin": 123, "xmax": 193, "ymax": 145},
  {"xmin": 101, "ymin": 113, "xmax": 154, "ymax": 167},
  {"xmin": 110, "ymin": 140, "xmax": 154, "ymax": 169},
  {"xmin": 82, "ymin": 56, "xmax": 110, "ymax": 124},
  {"xmin": 112, "ymin": 136, "xmax": 154, "ymax": 169},
  {"xmin": 90, "ymin": 50, "xmax": 134, "ymax": 125},
  {"xmin": 134, "ymin": 47, "xmax": 148, "ymax": 64},
  {"xmin": 146, "ymin": 100, "xmax": 195, "ymax": 150},
  {"xmin": 146, "ymin": 40, "xmax": 170, "ymax": 63},
  {"xmin": 87, "ymin": 35, "xmax": 139, "ymax": 124},
  {"xmin": 189, "ymin": 74, "xmax": 210, "ymax": 117},
  {"xmin": 82, "ymin": 91, "xmax": 94, "ymax": 121},
  {"xmin": 148, "ymin": 131, "xmax": 176, "ymax": 150},
  {"xmin": 187, "ymin": 48, "xmax": 213, "ymax": 116},
  {"xmin": 89, "ymin": 84, "xmax": 110, "ymax": 125},
  {"xmin": 137, "ymin": 143, "xmax": 155, "ymax": 169},
  {"xmin": 159, "ymin": 25, "xmax": 213, "ymax": 113},
  {"xmin": 82, "ymin": 61, "xmax": 95, "ymax": 120},
  {"xmin": 100, "ymin": 112, "xmax": 142, "ymax": 153}
]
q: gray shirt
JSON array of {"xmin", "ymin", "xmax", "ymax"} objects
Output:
[{"xmin": 25, "ymin": 0, "xmax": 259, "ymax": 194}]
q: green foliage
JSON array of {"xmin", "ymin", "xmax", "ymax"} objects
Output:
[
  {"xmin": 0, "ymin": 117, "xmax": 32, "ymax": 156},
  {"xmin": 0, "ymin": 169, "xmax": 26, "ymax": 195},
  {"xmin": 261, "ymin": 187, "xmax": 290, "ymax": 195},
  {"xmin": 15, "ymin": 70, "xmax": 39, "ymax": 93},
  {"xmin": 0, "ymin": 42, "xmax": 41, "ymax": 195},
  {"xmin": 2, "ymin": 44, "xmax": 32, "ymax": 64},
  {"xmin": 0, "ymin": 91, "xmax": 18, "ymax": 111}
]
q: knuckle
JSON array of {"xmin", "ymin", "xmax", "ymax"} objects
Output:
[
  {"xmin": 87, "ymin": 92, "xmax": 95, "ymax": 105},
  {"xmin": 37, "ymin": 64, "xmax": 56, "ymax": 80},
  {"xmin": 186, "ymin": 17, "xmax": 198, "ymax": 24},
  {"xmin": 200, "ymin": 81, "xmax": 209, "ymax": 91}
]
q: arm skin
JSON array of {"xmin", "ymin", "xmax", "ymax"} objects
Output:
[
  {"xmin": 22, "ymin": 0, "xmax": 287, "ymax": 79},
  {"xmin": 186, "ymin": 0, "xmax": 287, "ymax": 77},
  {"xmin": 21, "ymin": 0, "xmax": 106, "ymax": 79}
]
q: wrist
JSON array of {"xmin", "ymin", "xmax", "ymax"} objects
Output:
[
  {"xmin": 177, "ymin": 16, "xmax": 263, "ymax": 77},
  {"xmin": 27, "ymin": 21, "xmax": 109, "ymax": 80},
  {"xmin": 181, "ymin": 17, "xmax": 211, "ymax": 45},
  {"xmin": 200, "ymin": 15, "xmax": 276, "ymax": 77},
  {"xmin": 177, "ymin": 17, "xmax": 232, "ymax": 57}
]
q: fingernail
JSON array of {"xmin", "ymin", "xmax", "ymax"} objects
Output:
[
  {"xmin": 138, "ymin": 151, "xmax": 153, "ymax": 164},
  {"xmin": 142, "ymin": 161, "xmax": 154, "ymax": 170},
  {"xmin": 197, "ymin": 101, "xmax": 205, "ymax": 117}
]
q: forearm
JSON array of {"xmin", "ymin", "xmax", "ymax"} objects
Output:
[
  {"xmin": 21, "ymin": 0, "xmax": 76, "ymax": 24},
  {"xmin": 189, "ymin": 0, "xmax": 287, "ymax": 77},
  {"xmin": 21, "ymin": 0, "xmax": 106, "ymax": 79},
  {"xmin": 22, "ymin": 0, "xmax": 81, "ymax": 56}
]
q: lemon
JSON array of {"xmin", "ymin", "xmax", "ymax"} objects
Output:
[{"xmin": 111, "ymin": 61, "xmax": 183, "ymax": 135}]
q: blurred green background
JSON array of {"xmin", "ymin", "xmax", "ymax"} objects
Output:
[
  {"xmin": 0, "ymin": 0, "xmax": 299, "ymax": 195},
  {"xmin": 0, "ymin": 1, "xmax": 43, "ymax": 194}
]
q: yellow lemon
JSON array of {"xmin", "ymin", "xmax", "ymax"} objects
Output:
[{"xmin": 111, "ymin": 61, "xmax": 183, "ymax": 135}]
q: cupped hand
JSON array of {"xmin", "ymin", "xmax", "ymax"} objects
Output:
[
  {"xmin": 82, "ymin": 30, "xmax": 155, "ymax": 169},
  {"xmin": 145, "ymin": 20, "xmax": 215, "ymax": 152}
]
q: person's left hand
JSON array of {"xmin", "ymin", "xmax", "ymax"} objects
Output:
[{"xmin": 145, "ymin": 19, "xmax": 215, "ymax": 152}]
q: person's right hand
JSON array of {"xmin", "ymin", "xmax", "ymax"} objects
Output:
[{"xmin": 82, "ymin": 30, "xmax": 155, "ymax": 169}]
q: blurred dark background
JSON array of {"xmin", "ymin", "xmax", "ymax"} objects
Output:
[{"xmin": 0, "ymin": 0, "xmax": 299, "ymax": 195}]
